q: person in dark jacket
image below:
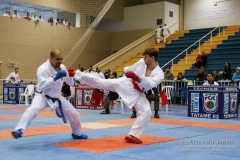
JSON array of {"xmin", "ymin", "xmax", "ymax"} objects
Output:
[
  {"xmin": 213, "ymin": 70, "xmax": 221, "ymax": 82},
  {"xmin": 100, "ymin": 71, "xmax": 119, "ymax": 114},
  {"xmin": 201, "ymin": 51, "xmax": 207, "ymax": 68},
  {"xmin": 195, "ymin": 67, "xmax": 206, "ymax": 85},
  {"xmin": 61, "ymin": 82, "xmax": 71, "ymax": 97},
  {"xmin": 222, "ymin": 62, "xmax": 231, "ymax": 80}
]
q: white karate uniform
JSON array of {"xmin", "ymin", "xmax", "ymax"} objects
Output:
[
  {"xmin": 14, "ymin": 60, "xmax": 83, "ymax": 136},
  {"xmin": 94, "ymin": 72, "xmax": 105, "ymax": 79},
  {"xmin": 74, "ymin": 58, "xmax": 164, "ymax": 138},
  {"xmin": 5, "ymin": 72, "xmax": 20, "ymax": 83},
  {"xmin": 203, "ymin": 81, "xmax": 219, "ymax": 86},
  {"xmin": 12, "ymin": 13, "xmax": 20, "ymax": 18},
  {"xmin": 155, "ymin": 27, "xmax": 163, "ymax": 43},
  {"xmin": 162, "ymin": 25, "xmax": 170, "ymax": 43}
]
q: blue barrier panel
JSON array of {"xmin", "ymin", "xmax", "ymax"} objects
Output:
[
  {"xmin": 3, "ymin": 83, "xmax": 31, "ymax": 104},
  {"xmin": 188, "ymin": 86, "xmax": 239, "ymax": 119}
]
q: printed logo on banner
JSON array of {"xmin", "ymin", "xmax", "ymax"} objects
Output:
[
  {"xmin": 84, "ymin": 90, "xmax": 93, "ymax": 105},
  {"xmin": 4, "ymin": 88, "xmax": 8, "ymax": 101},
  {"xmin": 76, "ymin": 90, "xmax": 82, "ymax": 105},
  {"xmin": 191, "ymin": 93, "xmax": 199, "ymax": 112},
  {"xmin": 18, "ymin": 88, "xmax": 25, "ymax": 102},
  {"xmin": 224, "ymin": 93, "xmax": 229, "ymax": 114},
  {"xmin": 203, "ymin": 93, "xmax": 218, "ymax": 113},
  {"xmin": 230, "ymin": 93, "xmax": 237, "ymax": 113},
  {"xmin": 9, "ymin": 88, "xmax": 16, "ymax": 100}
]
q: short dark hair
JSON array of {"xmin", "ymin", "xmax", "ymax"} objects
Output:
[
  {"xmin": 111, "ymin": 71, "xmax": 117, "ymax": 78},
  {"xmin": 178, "ymin": 72, "xmax": 182, "ymax": 75},
  {"xmin": 207, "ymin": 72, "xmax": 213, "ymax": 76},
  {"xmin": 143, "ymin": 48, "xmax": 158, "ymax": 61},
  {"xmin": 15, "ymin": 68, "xmax": 18, "ymax": 70}
]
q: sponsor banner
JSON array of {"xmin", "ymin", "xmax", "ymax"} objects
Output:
[
  {"xmin": 230, "ymin": 93, "xmax": 237, "ymax": 113},
  {"xmin": 9, "ymin": 88, "xmax": 16, "ymax": 100},
  {"xmin": 203, "ymin": 93, "xmax": 218, "ymax": 114},
  {"xmin": 188, "ymin": 86, "xmax": 238, "ymax": 119},
  {"xmin": 191, "ymin": 93, "xmax": 199, "ymax": 112},
  {"xmin": 4, "ymin": 88, "xmax": 8, "ymax": 101},
  {"xmin": 3, "ymin": 83, "xmax": 34, "ymax": 104},
  {"xmin": 74, "ymin": 84, "xmax": 105, "ymax": 109},
  {"xmin": 224, "ymin": 93, "xmax": 229, "ymax": 114},
  {"xmin": 76, "ymin": 89, "xmax": 82, "ymax": 105},
  {"xmin": 84, "ymin": 90, "xmax": 93, "ymax": 105}
]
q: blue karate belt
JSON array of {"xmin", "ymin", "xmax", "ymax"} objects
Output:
[{"xmin": 44, "ymin": 95, "xmax": 67, "ymax": 123}]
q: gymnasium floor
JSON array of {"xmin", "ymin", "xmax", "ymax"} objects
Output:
[{"xmin": 0, "ymin": 103, "xmax": 239, "ymax": 160}]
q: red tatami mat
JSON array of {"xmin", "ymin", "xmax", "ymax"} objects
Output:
[{"xmin": 55, "ymin": 134, "xmax": 179, "ymax": 153}]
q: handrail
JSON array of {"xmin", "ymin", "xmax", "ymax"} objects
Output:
[
  {"xmin": 161, "ymin": 26, "xmax": 225, "ymax": 72},
  {"xmin": 168, "ymin": 21, "xmax": 178, "ymax": 28},
  {"xmin": 93, "ymin": 22, "xmax": 179, "ymax": 69}
]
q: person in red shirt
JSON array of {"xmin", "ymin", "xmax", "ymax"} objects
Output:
[{"xmin": 195, "ymin": 54, "xmax": 202, "ymax": 69}]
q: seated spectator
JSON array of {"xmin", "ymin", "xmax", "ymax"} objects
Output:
[
  {"xmin": 80, "ymin": 67, "xmax": 84, "ymax": 72},
  {"xmin": 61, "ymin": 82, "xmax": 71, "ymax": 98},
  {"xmin": 63, "ymin": 19, "xmax": 69, "ymax": 26},
  {"xmin": 100, "ymin": 72, "xmax": 119, "ymax": 114},
  {"xmin": 7, "ymin": 77, "xmax": 17, "ymax": 83},
  {"xmin": 5, "ymin": 68, "xmax": 20, "ymax": 83},
  {"xmin": 195, "ymin": 54, "xmax": 202, "ymax": 68},
  {"xmin": 32, "ymin": 14, "xmax": 39, "ymax": 22},
  {"xmin": 104, "ymin": 68, "xmax": 111, "ymax": 79},
  {"xmin": 11, "ymin": 10, "xmax": 21, "ymax": 18},
  {"xmin": 60, "ymin": 19, "xmax": 64, "ymax": 24},
  {"xmin": 94, "ymin": 67, "xmax": 105, "ymax": 79},
  {"xmin": 222, "ymin": 62, "xmax": 231, "ymax": 80},
  {"xmin": 213, "ymin": 70, "xmax": 220, "ymax": 81},
  {"xmin": 201, "ymin": 51, "xmax": 207, "ymax": 68},
  {"xmin": 164, "ymin": 66, "xmax": 174, "ymax": 80},
  {"xmin": 232, "ymin": 67, "xmax": 240, "ymax": 83},
  {"xmin": 203, "ymin": 72, "xmax": 219, "ymax": 86},
  {"xmin": 48, "ymin": 17, "xmax": 54, "ymax": 24},
  {"xmin": 85, "ymin": 65, "xmax": 94, "ymax": 73},
  {"xmin": 195, "ymin": 67, "xmax": 206, "ymax": 85},
  {"xmin": 23, "ymin": 12, "xmax": 31, "ymax": 20},
  {"xmin": 39, "ymin": 15, "xmax": 45, "ymax": 22},
  {"xmin": 176, "ymin": 72, "xmax": 187, "ymax": 89},
  {"xmin": 54, "ymin": 18, "xmax": 60, "ymax": 24},
  {"xmin": 3, "ymin": 11, "xmax": 11, "ymax": 17},
  {"xmin": 229, "ymin": 80, "xmax": 235, "ymax": 86}
]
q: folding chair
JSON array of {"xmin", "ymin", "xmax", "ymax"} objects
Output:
[{"xmin": 19, "ymin": 84, "xmax": 35, "ymax": 105}]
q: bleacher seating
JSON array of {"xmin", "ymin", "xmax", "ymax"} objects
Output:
[
  {"xmin": 158, "ymin": 27, "xmax": 222, "ymax": 67},
  {"xmin": 184, "ymin": 30, "xmax": 240, "ymax": 80}
]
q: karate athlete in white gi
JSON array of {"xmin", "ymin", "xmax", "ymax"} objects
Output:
[
  {"xmin": 155, "ymin": 26, "xmax": 163, "ymax": 44},
  {"xmin": 11, "ymin": 49, "xmax": 88, "ymax": 140},
  {"xmin": 74, "ymin": 48, "xmax": 164, "ymax": 144},
  {"xmin": 162, "ymin": 24, "xmax": 170, "ymax": 43}
]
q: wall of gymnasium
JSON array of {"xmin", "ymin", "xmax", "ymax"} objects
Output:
[
  {"xmin": 98, "ymin": 2, "xmax": 179, "ymax": 33},
  {"xmin": 0, "ymin": 0, "xmax": 152, "ymax": 80},
  {"xmin": 184, "ymin": 0, "xmax": 240, "ymax": 30},
  {"xmin": 0, "ymin": 17, "xmax": 112, "ymax": 80}
]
